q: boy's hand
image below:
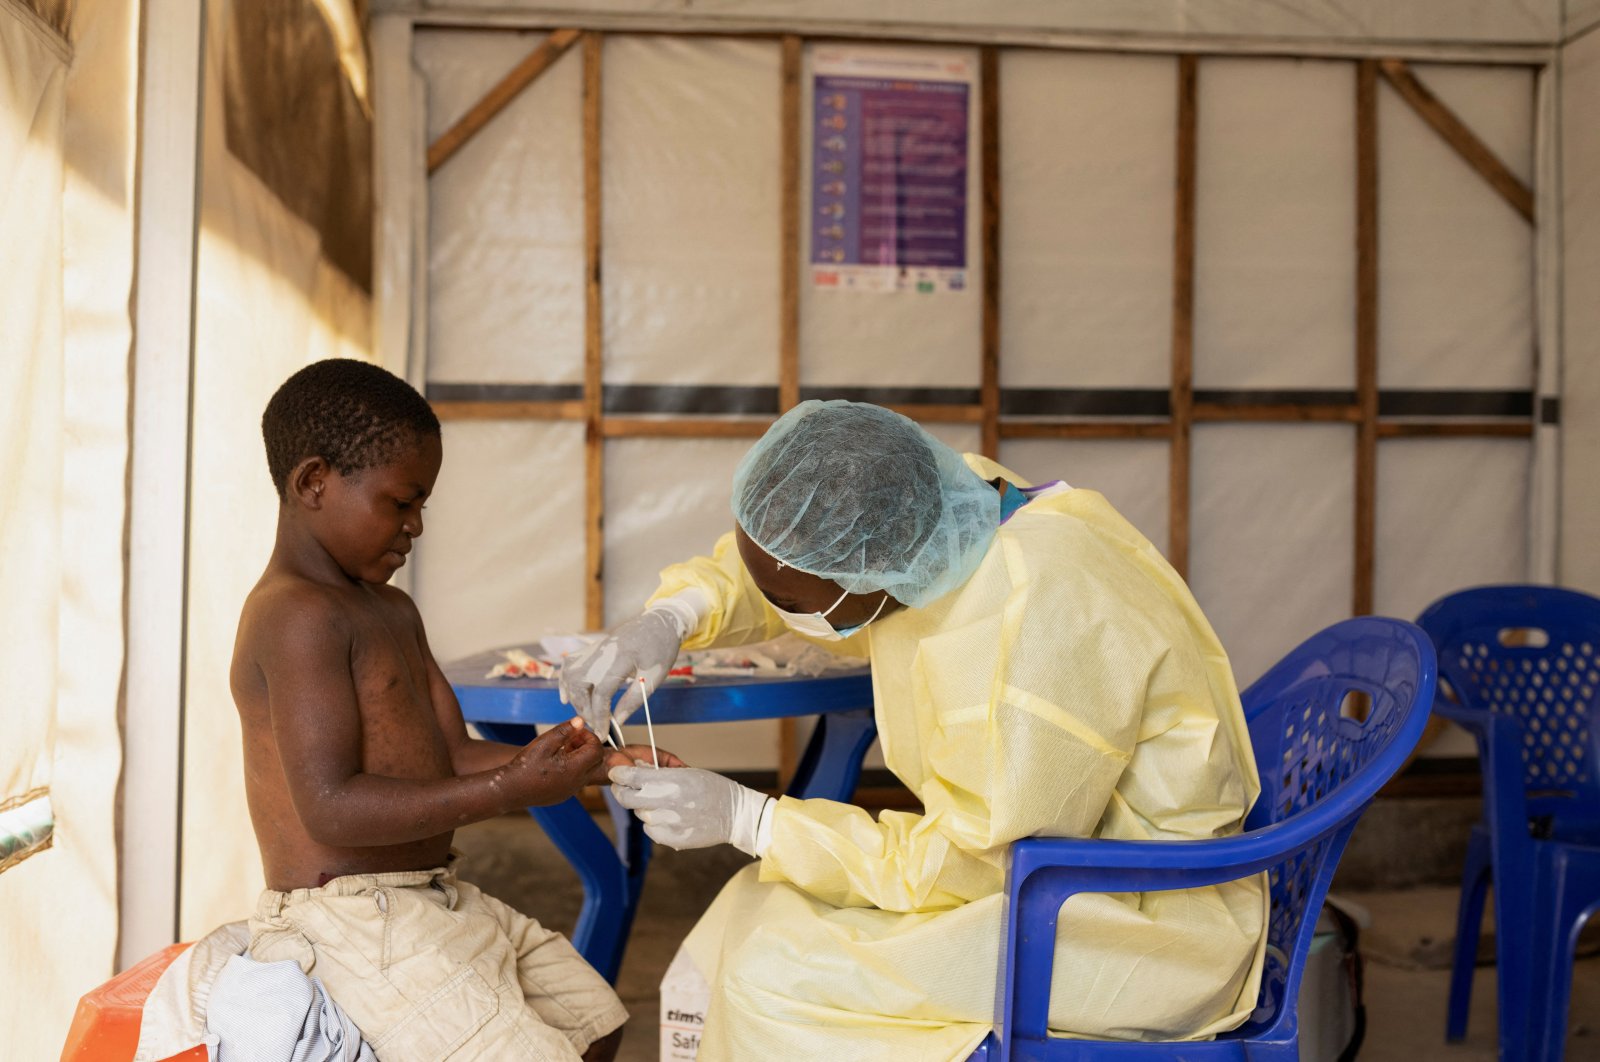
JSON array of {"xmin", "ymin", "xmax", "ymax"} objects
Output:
[
  {"xmin": 501, "ymin": 719, "xmax": 604, "ymax": 806},
  {"xmin": 588, "ymin": 744, "xmax": 686, "ymax": 784}
]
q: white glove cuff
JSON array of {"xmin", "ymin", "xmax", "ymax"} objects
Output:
[
  {"xmin": 648, "ymin": 588, "xmax": 710, "ymax": 641},
  {"xmin": 754, "ymin": 794, "xmax": 776, "ymax": 857},
  {"xmin": 728, "ymin": 784, "xmax": 774, "ymax": 858}
]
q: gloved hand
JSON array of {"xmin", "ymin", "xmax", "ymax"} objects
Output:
[
  {"xmin": 559, "ymin": 607, "xmax": 685, "ymax": 734},
  {"xmin": 608, "ymin": 765, "xmax": 773, "ymax": 857}
]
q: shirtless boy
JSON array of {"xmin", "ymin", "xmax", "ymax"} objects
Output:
[{"xmin": 232, "ymin": 359, "xmax": 658, "ymax": 1060}]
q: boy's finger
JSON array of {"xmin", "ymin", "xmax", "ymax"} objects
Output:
[{"xmin": 537, "ymin": 720, "xmax": 576, "ymax": 745}]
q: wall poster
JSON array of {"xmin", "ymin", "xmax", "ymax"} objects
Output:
[{"xmin": 809, "ymin": 46, "xmax": 973, "ymax": 294}]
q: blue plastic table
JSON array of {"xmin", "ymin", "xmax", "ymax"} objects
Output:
[{"xmin": 445, "ymin": 648, "xmax": 877, "ymax": 983}]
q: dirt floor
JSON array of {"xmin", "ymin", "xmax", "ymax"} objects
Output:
[{"xmin": 455, "ymin": 813, "xmax": 1600, "ymax": 1061}]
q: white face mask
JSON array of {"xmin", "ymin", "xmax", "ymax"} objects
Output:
[{"xmin": 771, "ymin": 588, "xmax": 889, "ymax": 642}]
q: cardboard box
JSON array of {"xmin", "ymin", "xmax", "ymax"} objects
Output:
[{"xmin": 659, "ymin": 945, "xmax": 711, "ymax": 1061}]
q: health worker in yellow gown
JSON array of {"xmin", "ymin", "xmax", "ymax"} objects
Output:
[{"xmin": 560, "ymin": 400, "xmax": 1267, "ymax": 1061}]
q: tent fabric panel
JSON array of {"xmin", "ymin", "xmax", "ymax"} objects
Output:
[
  {"xmin": 1194, "ymin": 57, "xmax": 1357, "ymax": 391},
  {"xmin": 1560, "ymin": 29, "xmax": 1600, "ymax": 595},
  {"xmin": 1566, "ymin": 1, "xmax": 1600, "ymax": 37},
  {"xmin": 926, "ymin": 422, "xmax": 982, "ymax": 456},
  {"xmin": 417, "ymin": 29, "xmax": 586, "ymax": 386},
  {"xmin": 1189, "ymin": 424, "xmax": 1355, "ymax": 688},
  {"xmin": 0, "ymin": 6, "xmax": 65, "ymax": 815},
  {"xmin": 603, "ymin": 437, "xmax": 747, "ymax": 626},
  {"xmin": 409, "ymin": 0, "xmax": 1564, "ymax": 48},
  {"xmin": 1378, "ymin": 64, "xmax": 1535, "ymax": 391},
  {"xmin": 601, "ymin": 36, "xmax": 782, "ymax": 388},
  {"xmin": 417, "ymin": 421, "xmax": 588, "ymax": 664},
  {"xmin": 799, "ymin": 43, "xmax": 983, "ymax": 389},
  {"xmin": 999, "ymin": 51, "xmax": 1175, "ymax": 391},
  {"xmin": 1374, "ymin": 436, "xmax": 1531, "ymax": 759},
  {"xmin": 1, "ymin": 0, "xmax": 136, "ymax": 1055},
  {"xmin": 1372, "ymin": 436, "xmax": 1530, "ymax": 621}
]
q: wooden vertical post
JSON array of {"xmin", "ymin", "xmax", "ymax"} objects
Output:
[
  {"xmin": 1354, "ymin": 60, "xmax": 1379, "ymax": 617},
  {"xmin": 584, "ymin": 32, "xmax": 606, "ymax": 630},
  {"xmin": 980, "ymin": 47, "xmax": 1002, "ymax": 459},
  {"xmin": 777, "ymin": 34, "xmax": 803, "ymax": 785},
  {"xmin": 779, "ymin": 34, "xmax": 802, "ymax": 414},
  {"xmin": 1168, "ymin": 56, "xmax": 1198, "ymax": 580}
]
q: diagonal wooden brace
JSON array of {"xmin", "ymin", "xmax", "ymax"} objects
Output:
[
  {"xmin": 427, "ymin": 26, "xmax": 582, "ymax": 175},
  {"xmin": 1378, "ymin": 58, "xmax": 1535, "ymax": 224}
]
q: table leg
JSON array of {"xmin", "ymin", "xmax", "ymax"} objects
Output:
[
  {"xmin": 473, "ymin": 722, "xmax": 650, "ymax": 984},
  {"xmin": 786, "ymin": 708, "xmax": 878, "ymax": 801}
]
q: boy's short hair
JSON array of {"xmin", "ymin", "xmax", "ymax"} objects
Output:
[{"xmin": 262, "ymin": 358, "xmax": 441, "ymax": 500}]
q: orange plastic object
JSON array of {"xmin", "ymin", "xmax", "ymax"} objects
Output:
[{"xmin": 60, "ymin": 942, "xmax": 208, "ymax": 1062}]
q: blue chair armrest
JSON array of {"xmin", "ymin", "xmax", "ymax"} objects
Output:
[{"xmin": 1006, "ymin": 797, "xmax": 1358, "ymax": 883}]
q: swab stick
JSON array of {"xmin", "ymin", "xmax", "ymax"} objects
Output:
[{"xmin": 638, "ymin": 678, "xmax": 660, "ymax": 768}]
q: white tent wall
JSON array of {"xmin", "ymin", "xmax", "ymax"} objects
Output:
[
  {"xmin": 1561, "ymin": 25, "xmax": 1600, "ymax": 596},
  {"xmin": 392, "ymin": 1, "xmax": 1564, "ymax": 52},
  {"xmin": 390, "ymin": 14, "xmax": 1548, "ymax": 771},
  {"xmin": 176, "ymin": 0, "xmax": 376, "ymax": 940},
  {"xmin": 0, "ymin": 0, "xmax": 139, "ymax": 1053}
]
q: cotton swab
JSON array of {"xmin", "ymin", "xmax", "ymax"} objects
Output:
[{"xmin": 638, "ymin": 678, "xmax": 660, "ymax": 768}]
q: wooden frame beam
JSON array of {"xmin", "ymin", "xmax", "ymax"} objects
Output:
[
  {"xmin": 432, "ymin": 400, "xmax": 586, "ymax": 421},
  {"xmin": 980, "ymin": 47, "xmax": 1002, "ymax": 459},
  {"xmin": 583, "ymin": 32, "xmax": 605, "ymax": 630},
  {"xmin": 427, "ymin": 27, "xmax": 581, "ymax": 174},
  {"xmin": 1378, "ymin": 58, "xmax": 1535, "ymax": 224},
  {"xmin": 1354, "ymin": 60, "xmax": 1379, "ymax": 617},
  {"xmin": 1168, "ymin": 56, "xmax": 1197, "ymax": 581},
  {"xmin": 601, "ymin": 417, "xmax": 772, "ymax": 439},
  {"xmin": 779, "ymin": 35, "xmax": 802, "ymax": 413},
  {"xmin": 1001, "ymin": 421, "xmax": 1172, "ymax": 440}
]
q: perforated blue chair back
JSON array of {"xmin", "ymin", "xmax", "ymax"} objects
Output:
[
  {"xmin": 1230, "ymin": 617, "xmax": 1434, "ymax": 1037},
  {"xmin": 1416, "ymin": 585, "xmax": 1600, "ymax": 1061},
  {"xmin": 989, "ymin": 618, "xmax": 1434, "ymax": 1060},
  {"xmin": 1417, "ymin": 585, "xmax": 1600, "ymax": 814}
]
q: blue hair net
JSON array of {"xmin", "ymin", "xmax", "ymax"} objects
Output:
[{"xmin": 731, "ymin": 400, "xmax": 1000, "ymax": 608}]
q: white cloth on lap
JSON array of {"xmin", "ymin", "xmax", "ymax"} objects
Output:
[{"xmin": 207, "ymin": 953, "xmax": 375, "ymax": 1061}]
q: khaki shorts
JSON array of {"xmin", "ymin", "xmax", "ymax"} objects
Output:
[{"xmin": 248, "ymin": 863, "xmax": 627, "ymax": 1061}]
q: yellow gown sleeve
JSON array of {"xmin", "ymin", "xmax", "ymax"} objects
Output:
[
  {"xmin": 759, "ymin": 517, "xmax": 1163, "ymax": 912},
  {"xmin": 647, "ymin": 531, "xmax": 789, "ymax": 649}
]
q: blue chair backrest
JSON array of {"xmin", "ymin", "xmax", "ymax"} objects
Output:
[
  {"xmin": 1417, "ymin": 584, "xmax": 1600, "ymax": 812},
  {"xmin": 1228, "ymin": 618, "xmax": 1435, "ymax": 1035}
]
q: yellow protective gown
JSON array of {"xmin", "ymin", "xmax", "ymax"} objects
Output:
[{"xmin": 650, "ymin": 457, "xmax": 1266, "ymax": 1061}]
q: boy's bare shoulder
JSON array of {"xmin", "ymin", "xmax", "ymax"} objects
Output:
[{"xmin": 237, "ymin": 572, "xmax": 356, "ymax": 665}]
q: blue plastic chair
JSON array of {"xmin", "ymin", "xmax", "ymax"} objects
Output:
[
  {"xmin": 1417, "ymin": 585, "xmax": 1600, "ymax": 1062},
  {"xmin": 976, "ymin": 616, "xmax": 1436, "ymax": 1060}
]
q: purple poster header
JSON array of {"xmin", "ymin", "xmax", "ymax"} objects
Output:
[{"xmin": 811, "ymin": 69, "xmax": 970, "ymax": 293}]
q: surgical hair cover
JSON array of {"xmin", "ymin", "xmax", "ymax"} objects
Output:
[{"xmin": 731, "ymin": 400, "xmax": 1000, "ymax": 608}]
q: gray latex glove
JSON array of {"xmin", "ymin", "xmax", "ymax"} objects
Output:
[
  {"xmin": 608, "ymin": 765, "xmax": 772, "ymax": 856},
  {"xmin": 559, "ymin": 608, "xmax": 684, "ymax": 733}
]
